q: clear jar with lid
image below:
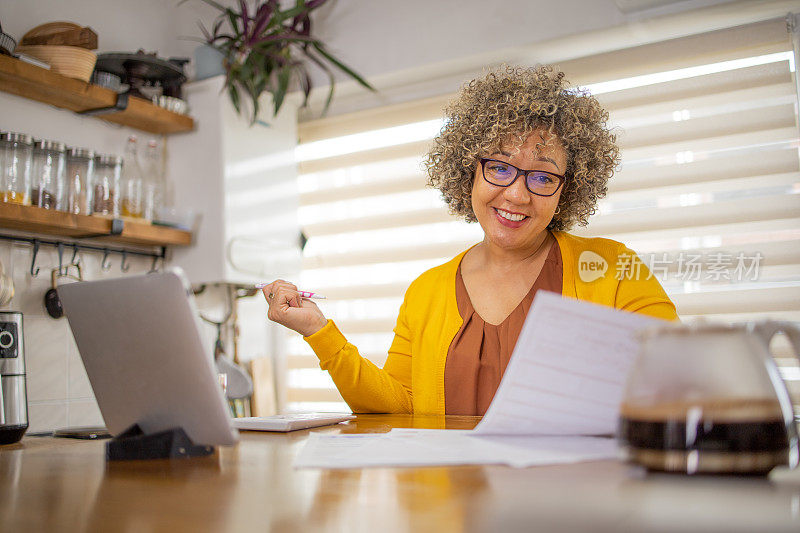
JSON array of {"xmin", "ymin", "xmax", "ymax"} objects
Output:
[
  {"xmin": 31, "ymin": 140, "xmax": 66, "ymax": 210},
  {"xmin": 0, "ymin": 132, "xmax": 33, "ymax": 205},
  {"xmin": 91, "ymin": 154, "xmax": 121, "ymax": 216},
  {"xmin": 65, "ymin": 147, "xmax": 95, "ymax": 215}
]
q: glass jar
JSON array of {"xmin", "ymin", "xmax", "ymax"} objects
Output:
[
  {"xmin": 0, "ymin": 132, "xmax": 33, "ymax": 205},
  {"xmin": 121, "ymin": 135, "xmax": 143, "ymax": 218},
  {"xmin": 31, "ymin": 140, "xmax": 66, "ymax": 210},
  {"xmin": 65, "ymin": 148, "xmax": 95, "ymax": 215},
  {"xmin": 91, "ymin": 154, "xmax": 121, "ymax": 216},
  {"xmin": 0, "ymin": 131, "xmax": 4, "ymax": 197}
]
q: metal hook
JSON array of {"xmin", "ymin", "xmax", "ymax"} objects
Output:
[
  {"xmin": 30, "ymin": 239, "xmax": 40, "ymax": 277},
  {"xmin": 120, "ymin": 250, "xmax": 130, "ymax": 273},
  {"xmin": 57, "ymin": 242, "xmax": 65, "ymax": 277},
  {"xmin": 148, "ymin": 255, "xmax": 159, "ymax": 273},
  {"xmin": 101, "ymin": 249, "xmax": 112, "ymax": 271},
  {"xmin": 70, "ymin": 244, "xmax": 80, "ymax": 268}
]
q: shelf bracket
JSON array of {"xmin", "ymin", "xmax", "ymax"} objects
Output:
[
  {"xmin": 77, "ymin": 91, "xmax": 130, "ymax": 116},
  {"xmin": 75, "ymin": 218, "xmax": 124, "ymax": 239}
]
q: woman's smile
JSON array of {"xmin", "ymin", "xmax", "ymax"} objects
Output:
[{"xmin": 493, "ymin": 207, "xmax": 528, "ymax": 227}]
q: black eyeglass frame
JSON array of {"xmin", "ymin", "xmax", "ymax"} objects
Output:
[{"xmin": 479, "ymin": 157, "xmax": 565, "ymax": 197}]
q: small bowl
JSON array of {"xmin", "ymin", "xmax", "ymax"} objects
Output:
[
  {"xmin": 153, "ymin": 95, "xmax": 189, "ymax": 115},
  {"xmin": 0, "ymin": 31, "xmax": 16, "ymax": 56},
  {"xmin": 90, "ymin": 70, "xmax": 121, "ymax": 92}
]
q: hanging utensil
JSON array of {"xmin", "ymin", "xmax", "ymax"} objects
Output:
[{"xmin": 44, "ymin": 264, "xmax": 83, "ymax": 319}]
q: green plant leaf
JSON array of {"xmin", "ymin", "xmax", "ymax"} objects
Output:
[
  {"xmin": 273, "ymin": 64, "xmax": 292, "ymax": 115},
  {"xmin": 191, "ymin": 0, "xmax": 374, "ymax": 124},
  {"xmin": 270, "ymin": 4, "xmax": 311, "ymax": 27},
  {"xmin": 248, "ymin": 83, "xmax": 260, "ymax": 124},
  {"xmin": 294, "ymin": 62, "xmax": 313, "ymax": 107},
  {"xmin": 302, "ymin": 47, "xmax": 335, "ymax": 113},
  {"xmin": 311, "ymin": 42, "xmax": 375, "ymax": 91},
  {"xmin": 228, "ymin": 82, "xmax": 241, "ymax": 114},
  {"xmin": 212, "ymin": 18, "xmax": 224, "ymax": 37},
  {"xmin": 196, "ymin": 20, "xmax": 212, "ymax": 42},
  {"xmin": 226, "ymin": 8, "xmax": 240, "ymax": 35},
  {"xmin": 180, "ymin": 0, "xmax": 226, "ymax": 12}
]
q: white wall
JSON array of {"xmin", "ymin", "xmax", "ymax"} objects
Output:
[
  {"xmin": 309, "ymin": 0, "xmax": 738, "ymax": 84},
  {"xmin": 298, "ymin": 0, "xmax": 775, "ymax": 117},
  {"xmin": 0, "ymin": 0, "xmax": 216, "ymax": 60}
]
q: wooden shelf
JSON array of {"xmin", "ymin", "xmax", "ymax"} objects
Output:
[
  {"xmin": 0, "ymin": 204, "xmax": 192, "ymax": 247},
  {"xmin": 0, "ymin": 55, "xmax": 194, "ymax": 135}
]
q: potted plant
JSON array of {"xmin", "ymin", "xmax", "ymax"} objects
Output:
[{"xmin": 185, "ymin": 0, "xmax": 374, "ymax": 123}]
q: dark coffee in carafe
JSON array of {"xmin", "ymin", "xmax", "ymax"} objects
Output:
[{"xmin": 618, "ymin": 398, "xmax": 790, "ymax": 474}]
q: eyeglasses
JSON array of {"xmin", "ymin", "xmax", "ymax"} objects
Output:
[{"xmin": 479, "ymin": 158, "xmax": 565, "ymax": 197}]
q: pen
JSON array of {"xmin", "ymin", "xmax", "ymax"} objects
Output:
[{"xmin": 254, "ymin": 283, "xmax": 326, "ymax": 299}]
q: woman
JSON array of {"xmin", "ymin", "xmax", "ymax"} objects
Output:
[{"xmin": 263, "ymin": 65, "xmax": 677, "ymax": 415}]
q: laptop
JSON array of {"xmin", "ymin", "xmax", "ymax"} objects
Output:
[
  {"xmin": 59, "ymin": 270, "xmax": 238, "ymax": 446},
  {"xmin": 60, "ymin": 269, "xmax": 354, "ymax": 443}
]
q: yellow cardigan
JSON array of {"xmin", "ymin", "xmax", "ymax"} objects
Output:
[{"xmin": 304, "ymin": 232, "xmax": 678, "ymax": 415}]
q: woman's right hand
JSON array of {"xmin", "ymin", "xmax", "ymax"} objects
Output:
[{"xmin": 262, "ymin": 280, "xmax": 329, "ymax": 337}]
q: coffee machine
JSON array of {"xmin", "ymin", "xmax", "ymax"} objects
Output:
[{"xmin": 0, "ymin": 311, "xmax": 27, "ymax": 444}]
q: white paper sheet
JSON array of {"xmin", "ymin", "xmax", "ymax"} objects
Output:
[
  {"xmin": 294, "ymin": 429, "xmax": 618, "ymax": 469},
  {"xmin": 295, "ymin": 293, "xmax": 658, "ymax": 469},
  {"xmin": 474, "ymin": 291, "xmax": 658, "ymax": 436}
]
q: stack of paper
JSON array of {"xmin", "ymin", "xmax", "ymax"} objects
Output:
[
  {"xmin": 295, "ymin": 292, "xmax": 660, "ymax": 469},
  {"xmin": 295, "ymin": 429, "xmax": 618, "ymax": 469}
]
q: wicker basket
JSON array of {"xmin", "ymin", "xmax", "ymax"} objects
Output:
[{"xmin": 15, "ymin": 44, "xmax": 96, "ymax": 82}]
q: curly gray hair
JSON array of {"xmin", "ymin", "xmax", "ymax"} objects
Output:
[{"xmin": 424, "ymin": 64, "xmax": 620, "ymax": 231}]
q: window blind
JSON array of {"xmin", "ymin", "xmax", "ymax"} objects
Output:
[{"xmin": 287, "ymin": 18, "xmax": 800, "ymax": 412}]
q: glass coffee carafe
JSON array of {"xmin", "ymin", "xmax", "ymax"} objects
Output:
[{"xmin": 618, "ymin": 321, "xmax": 800, "ymax": 475}]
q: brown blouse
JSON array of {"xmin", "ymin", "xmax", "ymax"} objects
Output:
[{"xmin": 444, "ymin": 239, "xmax": 563, "ymax": 416}]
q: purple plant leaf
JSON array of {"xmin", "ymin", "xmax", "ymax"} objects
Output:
[
  {"xmin": 291, "ymin": 12, "xmax": 311, "ymax": 36},
  {"xmin": 251, "ymin": 2, "xmax": 277, "ymax": 39},
  {"xmin": 239, "ymin": 0, "xmax": 250, "ymax": 36},
  {"xmin": 304, "ymin": 0, "xmax": 329, "ymax": 10},
  {"xmin": 255, "ymin": 0, "xmax": 278, "ymax": 24}
]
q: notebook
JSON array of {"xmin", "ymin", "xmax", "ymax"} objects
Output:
[{"xmin": 233, "ymin": 414, "xmax": 355, "ymax": 432}]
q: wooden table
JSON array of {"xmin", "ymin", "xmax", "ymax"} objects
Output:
[{"xmin": 1, "ymin": 414, "xmax": 799, "ymax": 532}]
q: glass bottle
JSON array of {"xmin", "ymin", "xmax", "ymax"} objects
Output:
[
  {"xmin": 65, "ymin": 147, "xmax": 95, "ymax": 215},
  {"xmin": 121, "ymin": 135, "xmax": 143, "ymax": 218},
  {"xmin": 142, "ymin": 140, "xmax": 163, "ymax": 222},
  {"xmin": 0, "ymin": 131, "xmax": 4, "ymax": 195},
  {"xmin": 31, "ymin": 139, "xmax": 66, "ymax": 210},
  {"xmin": 0, "ymin": 132, "xmax": 33, "ymax": 205},
  {"xmin": 91, "ymin": 154, "xmax": 121, "ymax": 217}
]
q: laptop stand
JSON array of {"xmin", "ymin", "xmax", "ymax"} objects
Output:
[{"xmin": 106, "ymin": 424, "xmax": 215, "ymax": 461}]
